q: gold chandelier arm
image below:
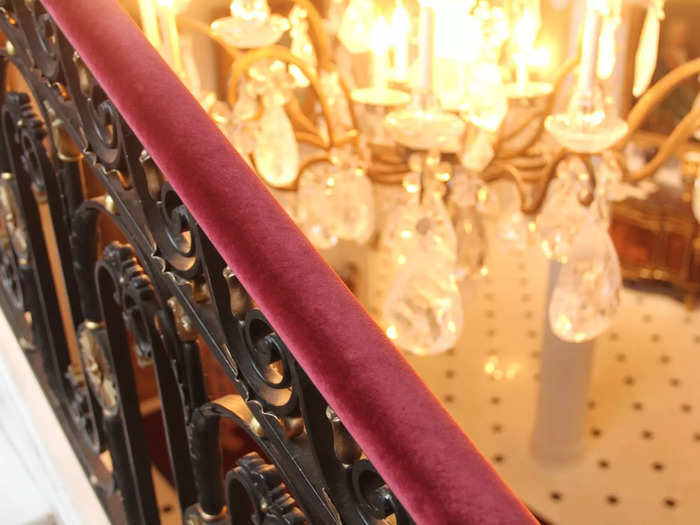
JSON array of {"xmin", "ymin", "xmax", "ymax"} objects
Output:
[
  {"xmin": 227, "ymin": 45, "xmax": 338, "ymax": 147},
  {"xmin": 295, "ymin": 130, "xmax": 328, "ymax": 149},
  {"xmin": 495, "ymin": 55, "xmax": 580, "ymax": 159},
  {"xmin": 286, "ymin": 98, "xmax": 329, "ymax": 147},
  {"xmin": 620, "ymin": 58, "xmax": 700, "ymax": 143},
  {"xmin": 176, "ymin": 14, "xmax": 242, "ymax": 59},
  {"xmin": 484, "ymin": 149, "xmax": 567, "ymax": 214},
  {"xmin": 267, "ymin": 152, "xmax": 331, "ymax": 192},
  {"xmin": 625, "ymin": 105, "xmax": 700, "ymax": 182}
]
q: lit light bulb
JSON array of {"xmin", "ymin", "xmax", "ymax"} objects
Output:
[
  {"xmin": 338, "ymin": 0, "xmax": 375, "ymax": 53},
  {"xmin": 391, "ymin": 1, "xmax": 410, "ymax": 82},
  {"xmin": 597, "ymin": 19, "xmax": 616, "ymax": 79},
  {"xmin": 528, "ymin": 45, "xmax": 550, "ymax": 68},
  {"xmin": 370, "ymin": 15, "xmax": 391, "ymax": 89},
  {"xmin": 513, "ymin": 5, "xmax": 538, "ymax": 90},
  {"xmin": 157, "ymin": 0, "xmax": 190, "ymax": 12}
]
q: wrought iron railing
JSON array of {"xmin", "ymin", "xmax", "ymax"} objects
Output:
[{"xmin": 0, "ymin": 2, "xmax": 415, "ymax": 523}]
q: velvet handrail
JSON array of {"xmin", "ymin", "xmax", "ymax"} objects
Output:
[{"xmin": 38, "ymin": 1, "xmax": 537, "ymax": 523}]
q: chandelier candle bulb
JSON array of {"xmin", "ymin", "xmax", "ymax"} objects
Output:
[
  {"xmin": 158, "ymin": 0, "xmax": 184, "ymax": 77},
  {"xmin": 391, "ymin": 2, "xmax": 410, "ymax": 82},
  {"xmin": 138, "ymin": 0, "xmax": 161, "ymax": 48},
  {"xmin": 418, "ymin": 3, "xmax": 435, "ymax": 92},
  {"xmin": 370, "ymin": 16, "xmax": 391, "ymax": 90},
  {"xmin": 513, "ymin": 6, "xmax": 537, "ymax": 93},
  {"xmin": 578, "ymin": 0, "xmax": 603, "ymax": 94}
]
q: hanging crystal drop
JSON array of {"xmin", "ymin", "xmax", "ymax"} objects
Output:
[
  {"xmin": 536, "ymin": 169, "xmax": 587, "ymax": 263},
  {"xmin": 338, "ymin": 0, "xmax": 374, "ymax": 53},
  {"xmin": 493, "ymin": 181, "xmax": 528, "ymax": 251},
  {"xmin": 288, "ymin": 6, "xmax": 316, "ymax": 87},
  {"xmin": 333, "ymin": 166, "xmax": 375, "ymax": 243},
  {"xmin": 320, "ymin": 70, "xmax": 353, "ymax": 133},
  {"xmin": 297, "ymin": 162, "xmax": 339, "ymax": 249},
  {"xmin": 596, "ymin": 150, "xmax": 627, "ymax": 201},
  {"xmin": 253, "ymin": 104, "xmax": 299, "ymax": 187},
  {"xmin": 633, "ymin": 1, "xmax": 664, "ymax": 97},
  {"xmin": 549, "ymin": 218, "xmax": 622, "ymax": 343},
  {"xmin": 297, "ymin": 154, "xmax": 375, "ymax": 248},
  {"xmin": 453, "ymin": 205, "xmax": 488, "ymax": 280},
  {"xmin": 383, "ymin": 256, "xmax": 463, "ymax": 355},
  {"xmin": 383, "ymin": 190, "xmax": 457, "ymax": 266}
]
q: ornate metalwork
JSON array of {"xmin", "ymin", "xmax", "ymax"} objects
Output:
[{"xmin": 0, "ymin": 2, "xmax": 413, "ymax": 524}]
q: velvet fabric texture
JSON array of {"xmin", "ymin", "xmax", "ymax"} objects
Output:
[{"xmin": 38, "ymin": 1, "xmax": 537, "ymax": 523}]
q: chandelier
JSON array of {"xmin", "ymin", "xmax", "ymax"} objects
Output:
[{"xmin": 137, "ymin": 0, "xmax": 698, "ymax": 355}]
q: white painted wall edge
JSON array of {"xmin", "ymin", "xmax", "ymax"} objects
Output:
[{"xmin": 0, "ymin": 311, "xmax": 110, "ymax": 525}]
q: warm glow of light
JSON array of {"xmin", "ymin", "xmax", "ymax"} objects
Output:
[
  {"xmin": 370, "ymin": 15, "xmax": 391, "ymax": 55},
  {"xmin": 528, "ymin": 45, "xmax": 550, "ymax": 68},
  {"xmin": 513, "ymin": 7, "xmax": 538, "ymax": 57},
  {"xmin": 397, "ymin": 254, "xmax": 406, "ymax": 265},
  {"xmin": 434, "ymin": 4, "xmax": 481, "ymax": 61},
  {"xmin": 484, "ymin": 355, "xmax": 521, "ymax": 381},
  {"xmin": 391, "ymin": 2, "xmax": 410, "ymax": 81},
  {"xmin": 597, "ymin": 21, "xmax": 616, "ymax": 79},
  {"xmin": 588, "ymin": 0, "xmax": 610, "ymax": 14},
  {"xmin": 157, "ymin": 0, "xmax": 190, "ymax": 12},
  {"xmin": 484, "ymin": 356, "xmax": 497, "ymax": 375},
  {"xmin": 528, "ymin": 221, "xmax": 537, "ymax": 233},
  {"xmin": 391, "ymin": 2, "xmax": 410, "ymax": 35},
  {"xmin": 386, "ymin": 325, "xmax": 398, "ymax": 339},
  {"xmin": 480, "ymin": 266, "xmax": 489, "ymax": 277},
  {"xmin": 435, "ymin": 169, "xmax": 451, "ymax": 182}
]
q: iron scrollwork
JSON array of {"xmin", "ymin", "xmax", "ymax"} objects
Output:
[{"xmin": 0, "ymin": 2, "xmax": 413, "ymax": 524}]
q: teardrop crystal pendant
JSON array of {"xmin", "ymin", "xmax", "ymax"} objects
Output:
[
  {"xmin": 297, "ymin": 162, "xmax": 340, "ymax": 250},
  {"xmin": 297, "ymin": 157, "xmax": 375, "ymax": 248},
  {"xmin": 337, "ymin": 0, "xmax": 374, "ymax": 53},
  {"xmin": 333, "ymin": 166, "xmax": 375, "ymax": 243},
  {"xmin": 383, "ymin": 191, "xmax": 457, "ymax": 266},
  {"xmin": 383, "ymin": 256, "xmax": 463, "ymax": 355},
  {"xmin": 493, "ymin": 181, "xmax": 529, "ymax": 251},
  {"xmin": 549, "ymin": 218, "xmax": 622, "ymax": 343},
  {"xmin": 253, "ymin": 104, "xmax": 299, "ymax": 188},
  {"xmin": 288, "ymin": 6, "xmax": 316, "ymax": 87},
  {"xmin": 536, "ymin": 165, "xmax": 587, "ymax": 262},
  {"xmin": 454, "ymin": 206, "xmax": 488, "ymax": 280}
]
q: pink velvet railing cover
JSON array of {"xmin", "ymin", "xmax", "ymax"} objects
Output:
[{"xmin": 38, "ymin": 1, "xmax": 537, "ymax": 523}]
